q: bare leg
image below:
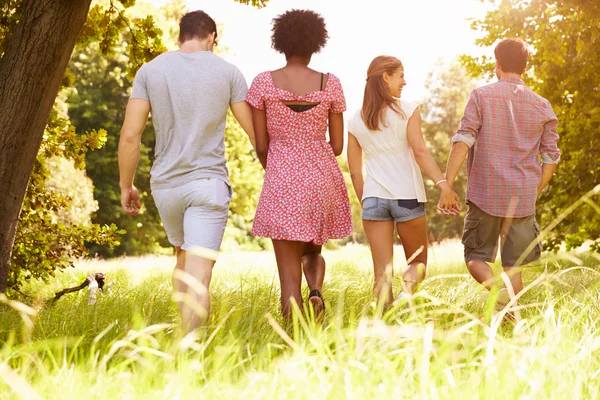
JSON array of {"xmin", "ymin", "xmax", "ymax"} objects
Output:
[
  {"xmin": 363, "ymin": 220, "xmax": 395, "ymax": 304},
  {"xmin": 466, "ymin": 259, "xmax": 497, "ymax": 290},
  {"xmin": 173, "ymin": 249, "xmax": 215, "ymax": 332},
  {"xmin": 302, "ymin": 243, "xmax": 325, "ymax": 292},
  {"xmin": 272, "ymin": 240, "xmax": 304, "ymax": 318},
  {"xmin": 502, "ymin": 266, "xmax": 523, "ymax": 296},
  {"xmin": 301, "ymin": 243, "xmax": 326, "ymax": 319},
  {"xmin": 172, "ymin": 247, "xmax": 185, "ymax": 318},
  {"xmin": 396, "ymin": 216, "xmax": 428, "ymax": 294}
]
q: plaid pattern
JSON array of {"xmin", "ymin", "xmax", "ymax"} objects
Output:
[{"xmin": 452, "ymin": 78, "xmax": 561, "ymax": 218}]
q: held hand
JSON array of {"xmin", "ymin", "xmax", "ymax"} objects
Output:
[
  {"xmin": 121, "ymin": 186, "xmax": 141, "ymax": 216},
  {"xmin": 437, "ymin": 185, "xmax": 460, "ymax": 216}
]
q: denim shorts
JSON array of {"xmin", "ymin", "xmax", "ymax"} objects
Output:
[
  {"xmin": 152, "ymin": 178, "xmax": 232, "ymax": 254},
  {"xmin": 362, "ymin": 197, "xmax": 426, "ymax": 222}
]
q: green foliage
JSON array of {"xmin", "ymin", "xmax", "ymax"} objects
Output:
[
  {"xmin": 79, "ymin": 1, "xmax": 167, "ymax": 80},
  {"xmin": 462, "ymin": 0, "xmax": 600, "ymax": 251},
  {"xmin": 337, "ymin": 159, "xmax": 366, "ymax": 245},
  {"xmin": 68, "ymin": 35, "xmax": 168, "ymax": 257},
  {"xmin": 223, "ymin": 113, "xmax": 269, "ymax": 251},
  {"xmin": 234, "ymin": 0, "xmax": 269, "ymax": 8},
  {"xmin": 2, "ymin": 0, "xmax": 170, "ymax": 292},
  {"xmin": 0, "ymin": 0, "xmax": 21, "ymax": 56},
  {"xmin": 421, "ymin": 60, "xmax": 478, "ymax": 241},
  {"xmin": 9, "ymin": 96, "xmax": 121, "ymax": 294}
]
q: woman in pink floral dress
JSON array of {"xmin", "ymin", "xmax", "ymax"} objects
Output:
[{"xmin": 247, "ymin": 9, "xmax": 352, "ymax": 318}]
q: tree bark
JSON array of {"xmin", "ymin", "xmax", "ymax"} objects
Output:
[{"xmin": 0, "ymin": 0, "xmax": 93, "ymax": 293}]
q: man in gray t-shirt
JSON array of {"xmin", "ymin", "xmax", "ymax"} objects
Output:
[{"xmin": 118, "ymin": 10, "xmax": 255, "ymax": 331}]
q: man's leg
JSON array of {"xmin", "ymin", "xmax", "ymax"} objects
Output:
[
  {"xmin": 174, "ymin": 250, "xmax": 215, "ymax": 332},
  {"xmin": 174, "ymin": 179, "xmax": 230, "ymax": 331},
  {"xmin": 462, "ymin": 204, "xmax": 502, "ymax": 292},
  {"xmin": 500, "ymin": 214, "xmax": 541, "ymax": 298},
  {"xmin": 466, "ymin": 260, "xmax": 498, "ymax": 290},
  {"xmin": 502, "ymin": 266, "xmax": 523, "ymax": 296},
  {"xmin": 173, "ymin": 247, "xmax": 185, "ymax": 318}
]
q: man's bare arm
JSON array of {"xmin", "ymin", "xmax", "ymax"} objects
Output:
[
  {"xmin": 230, "ymin": 101, "xmax": 256, "ymax": 149},
  {"xmin": 118, "ymin": 98, "xmax": 150, "ymax": 215}
]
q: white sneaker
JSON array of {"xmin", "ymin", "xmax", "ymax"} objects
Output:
[{"xmin": 394, "ymin": 291, "xmax": 412, "ymax": 306}]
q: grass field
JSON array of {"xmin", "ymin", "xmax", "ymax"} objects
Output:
[{"xmin": 1, "ymin": 241, "xmax": 600, "ymax": 399}]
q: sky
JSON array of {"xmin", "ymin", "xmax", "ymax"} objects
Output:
[{"xmin": 147, "ymin": 0, "xmax": 494, "ymax": 113}]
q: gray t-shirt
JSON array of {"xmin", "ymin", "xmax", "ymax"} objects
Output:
[{"xmin": 130, "ymin": 51, "xmax": 248, "ymax": 190}]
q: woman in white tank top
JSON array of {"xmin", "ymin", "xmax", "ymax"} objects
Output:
[{"xmin": 347, "ymin": 56, "xmax": 459, "ymax": 305}]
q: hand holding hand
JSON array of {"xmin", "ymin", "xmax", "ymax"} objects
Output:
[
  {"xmin": 436, "ymin": 184, "xmax": 460, "ymax": 216},
  {"xmin": 121, "ymin": 186, "xmax": 141, "ymax": 216}
]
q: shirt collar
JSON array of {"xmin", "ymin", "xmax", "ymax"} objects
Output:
[{"xmin": 500, "ymin": 77, "xmax": 525, "ymax": 84}]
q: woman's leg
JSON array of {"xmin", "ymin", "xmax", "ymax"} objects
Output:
[
  {"xmin": 396, "ymin": 216, "xmax": 428, "ymax": 294},
  {"xmin": 363, "ymin": 220, "xmax": 395, "ymax": 304},
  {"xmin": 302, "ymin": 242, "xmax": 326, "ymax": 317},
  {"xmin": 272, "ymin": 239, "xmax": 304, "ymax": 317},
  {"xmin": 302, "ymin": 243, "xmax": 325, "ymax": 293}
]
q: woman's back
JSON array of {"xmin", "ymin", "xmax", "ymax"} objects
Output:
[
  {"xmin": 247, "ymin": 70, "xmax": 345, "ymax": 142},
  {"xmin": 348, "ymin": 100, "xmax": 426, "ymax": 202}
]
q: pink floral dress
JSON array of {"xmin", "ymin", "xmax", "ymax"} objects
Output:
[{"xmin": 246, "ymin": 71, "xmax": 352, "ymax": 245}]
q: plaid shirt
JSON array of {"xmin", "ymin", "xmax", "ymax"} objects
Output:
[{"xmin": 452, "ymin": 78, "xmax": 561, "ymax": 218}]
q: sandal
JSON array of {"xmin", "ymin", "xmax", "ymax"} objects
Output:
[{"xmin": 308, "ymin": 289, "xmax": 325, "ymax": 320}]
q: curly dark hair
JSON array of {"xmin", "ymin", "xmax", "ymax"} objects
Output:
[{"xmin": 271, "ymin": 9, "xmax": 329, "ymax": 58}]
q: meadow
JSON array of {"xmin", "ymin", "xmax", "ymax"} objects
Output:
[{"xmin": 1, "ymin": 241, "xmax": 600, "ymax": 399}]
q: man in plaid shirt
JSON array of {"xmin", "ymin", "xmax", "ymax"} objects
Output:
[{"xmin": 443, "ymin": 38, "xmax": 561, "ymax": 308}]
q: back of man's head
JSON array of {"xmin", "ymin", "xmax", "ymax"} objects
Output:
[
  {"xmin": 179, "ymin": 10, "xmax": 217, "ymax": 44},
  {"xmin": 494, "ymin": 38, "xmax": 529, "ymax": 75}
]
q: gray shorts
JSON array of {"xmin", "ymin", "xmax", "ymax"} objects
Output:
[
  {"xmin": 362, "ymin": 197, "xmax": 426, "ymax": 222},
  {"xmin": 152, "ymin": 178, "xmax": 231, "ymax": 253},
  {"xmin": 462, "ymin": 203, "xmax": 542, "ymax": 267}
]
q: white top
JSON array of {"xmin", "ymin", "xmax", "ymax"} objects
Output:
[{"xmin": 348, "ymin": 100, "xmax": 427, "ymax": 202}]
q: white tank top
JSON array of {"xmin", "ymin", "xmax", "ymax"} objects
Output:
[{"xmin": 348, "ymin": 100, "xmax": 427, "ymax": 202}]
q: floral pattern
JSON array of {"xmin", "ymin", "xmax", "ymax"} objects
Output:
[{"xmin": 247, "ymin": 71, "xmax": 352, "ymax": 245}]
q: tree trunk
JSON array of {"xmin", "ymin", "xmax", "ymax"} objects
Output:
[{"xmin": 0, "ymin": 0, "xmax": 93, "ymax": 293}]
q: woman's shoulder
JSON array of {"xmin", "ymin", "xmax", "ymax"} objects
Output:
[
  {"xmin": 399, "ymin": 99, "xmax": 420, "ymax": 118},
  {"xmin": 325, "ymin": 72, "xmax": 342, "ymax": 88},
  {"xmin": 251, "ymin": 71, "xmax": 272, "ymax": 85},
  {"xmin": 348, "ymin": 109, "xmax": 365, "ymax": 133}
]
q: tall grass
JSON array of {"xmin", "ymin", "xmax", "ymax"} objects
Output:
[{"xmin": 1, "ymin": 241, "xmax": 599, "ymax": 399}]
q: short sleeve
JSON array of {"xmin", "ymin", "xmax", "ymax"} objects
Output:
[
  {"xmin": 230, "ymin": 66, "xmax": 249, "ymax": 105},
  {"xmin": 130, "ymin": 66, "xmax": 149, "ymax": 101},
  {"xmin": 401, "ymin": 100, "xmax": 419, "ymax": 119},
  {"xmin": 347, "ymin": 111, "xmax": 359, "ymax": 133},
  {"xmin": 247, "ymin": 73, "xmax": 269, "ymax": 110},
  {"xmin": 328, "ymin": 74, "xmax": 346, "ymax": 113}
]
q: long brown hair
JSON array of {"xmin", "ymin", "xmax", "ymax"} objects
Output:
[{"xmin": 361, "ymin": 55, "xmax": 405, "ymax": 131}]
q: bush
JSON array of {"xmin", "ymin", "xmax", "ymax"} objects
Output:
[{"xmin": 8, "ymin": 98, "xmax": 121, "ymax": 295}]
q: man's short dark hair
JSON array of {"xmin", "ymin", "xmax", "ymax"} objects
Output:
[
  {"xmin": 179, "ymin": 10, "xmax": 217, "ymax": 45},
  {"xmin": 494, "ymin": 38, "xmax": 529, "ymax": 74},
  {"xmin": 271, "ymin": 9, "xmax": 328, "ymax": 58}
]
